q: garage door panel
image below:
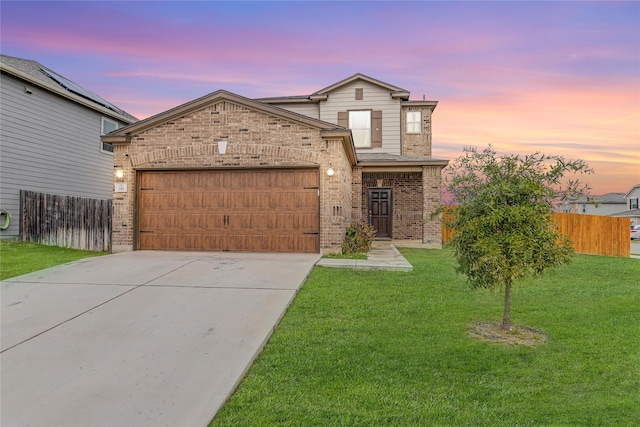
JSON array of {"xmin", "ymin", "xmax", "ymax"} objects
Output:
[
  {"xmin": 251, "ymin": 214, "xmax": 275, "ymax": 229},
  {"xmin": 138, "ymin": 169, "xmax": 319, "ymax": 252},
  {"xmin": 297, "ymin": 213, "xmax": 319, "ymax": 230}
]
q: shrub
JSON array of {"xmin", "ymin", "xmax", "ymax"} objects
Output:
[{"xmin": 342, "ymin": 222, "xmax": 376, "ymax": 254}]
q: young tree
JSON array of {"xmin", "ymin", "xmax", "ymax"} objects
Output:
[{"xmin": 444, "ymin": 146, "xmax": 592, "ymax": 330}]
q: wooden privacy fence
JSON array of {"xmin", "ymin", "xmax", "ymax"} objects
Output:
[
  {"xmin": 20, "ymin": 190, "xmax": 112, "ymax": 252},
  {"xmin": 442, "ymin": 208, "xmax": 630, "ymax": 258}
]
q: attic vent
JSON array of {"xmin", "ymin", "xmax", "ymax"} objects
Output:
[{"xmin": 355, "ymin": 88, "xmax": 363, "ymax": 100}]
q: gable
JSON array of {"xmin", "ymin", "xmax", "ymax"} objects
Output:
[
  {"xmin": 106, "ymin": 90, "xmax": 344, "ymax": 142},
  {"xmin": 313, "ymin": 73, "xmax": 410, "ymax": 100}
]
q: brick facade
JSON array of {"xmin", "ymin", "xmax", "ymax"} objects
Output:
[
  {"xmin": 361, "ymin": 172, "xmax": 424, "ymax": 240},
  {"xmin": 111, "ymin": 100, "xmax": 352, "ymax": 253},
  {"xmin": 401, "ymin": 106, "xmax": 433, "ymax": 158}
]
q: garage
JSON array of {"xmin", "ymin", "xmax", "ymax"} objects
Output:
[{"xmin": 138, "ymin": 169, "xmax": 320, "ymax": 252}]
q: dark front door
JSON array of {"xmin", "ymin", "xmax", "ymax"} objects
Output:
[{"xmin": 369, "ymin": 189, "xmax": 392, "ymax": 238}]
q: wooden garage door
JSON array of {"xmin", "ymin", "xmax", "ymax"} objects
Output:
[{"xmin": 138, "ymin": 169, "xmax": 319, "ymax": 252}]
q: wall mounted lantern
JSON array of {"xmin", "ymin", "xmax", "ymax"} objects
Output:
[{"xmin": 326, "ymin": 164, "xmax": 335, "ymax": 177}]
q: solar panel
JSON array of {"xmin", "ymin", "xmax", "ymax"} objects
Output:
[{"xmin": 40, "ymin": 67, "xmax": 124, "ymax": 114}]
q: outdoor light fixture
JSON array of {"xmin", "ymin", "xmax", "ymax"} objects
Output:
[
  {"xmin": 218, "ymin": 141, "xmax": 228, "ymax": 155},
  {"xmin": 115, "ymin": 169, "xmax": 125, "ymax": 179},
  {"xmin": 326, "ymin": 165, "xmax": 335, "ymax": 176}
]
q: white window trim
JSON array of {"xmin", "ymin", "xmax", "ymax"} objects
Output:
[
  {"xmin": 406, "ymin": 111, "xmax": 421, "ymax": 134},
  {"xmin": 101, "ymin": 117, "xmax": 119, "ymax": 154},
  {"xmin": 349, "ymin": 110, "xmax": 372, "ymax": 148}
]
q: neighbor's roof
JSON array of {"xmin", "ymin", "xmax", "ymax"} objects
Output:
[
  {"xmin": 610, "ymin": 209, "xmax": 640, "ymax": 218},
  {"xmin": 624, "ymin": 184, "xmax": 640, "ymax": 198},
  {"xmin": 0, "ymin": 54, "xmax": 137, "ymax": 123},
  {"xmin": 573, "ymin": 192, "xmax": 626, "ymax": 204}
]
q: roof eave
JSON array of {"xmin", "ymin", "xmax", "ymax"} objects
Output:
[
  {"xmin": 321, "ymin": 129, "xmax": 357, "ymax": 166},
  {"xmin": 111, "ymin": 90, "xmax": 341, "ymax": 139},
  {"xmin": 313, "ymin": 73, "xmax": 410, "ymax": 97},
  {"xmin": 358, "ymin": 159, "xmax": 449, "ymax": 168},
  {"xmin": 402, "ymin": 100, "xmax": 439, "ymax": 111},
  {"xmin": 0, "ymin": 62, "xmax": 137, "ymax": 124}
]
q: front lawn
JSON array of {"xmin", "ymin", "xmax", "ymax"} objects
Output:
[
  {"xmin": 0, "ymin": 241, "xmax": 107, "ymax": 280},
  {"xmin": 211, "ymin": 249, "xmax": 639, "ymax": 426}
]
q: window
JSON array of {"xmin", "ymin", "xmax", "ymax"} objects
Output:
[
  {"xmin": 406, "ymin": 111, "xmax": 421, "ymax": 134},
  {"xmin": 349, "ymin": 111, "xmax": 371, "ymax": 148},
  {"xmin": 101, "ymin": 117, "xmax": 119, "ymax": 153},
  {"xmin": 631, "ymin": 198, "xmax": 639, "ymax": 210}
]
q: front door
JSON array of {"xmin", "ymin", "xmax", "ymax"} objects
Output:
[{"xmin": 369, "ymin": 189, "xmax": 392, "ymax": 238}]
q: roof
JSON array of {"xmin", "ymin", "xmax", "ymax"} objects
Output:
[
  {"xmin": 573, "ymin": 192, "xmax": 626, "ymax": 204},
  {"xmin": 313, "ymin": 73, "xmax": 410, "ymax": 100},
  {"xmin": 357, "ymin": 152, "xmax": 449, "ymax": 168},
  {"xmin": 0, "ymin": 54, "xmax": 137, "ymax": 123},
  {"xmin": 257, "ymin": 73, "xmax": 439, "ymax": 107},
  {"xmin": 610, "ymin": 209, "xmax": 640, "ymax": 218},
  {"xmin": 102, "ymin": 89, "xmax": 357, "ymax": 165},
  {"xmin": 624, "ymin": 184, "xmax": 640, "ymax": 198}
]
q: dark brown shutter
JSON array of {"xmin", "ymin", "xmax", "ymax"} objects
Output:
[
  {"xmin": 372, "ymin": 110, "xmax": 382, "ymax": 147},
  {"xmin": 338, "ymin": 111, "xmax": 348, "ymax": 128}
]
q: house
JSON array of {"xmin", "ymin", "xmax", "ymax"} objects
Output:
[
  {"xmin": 561, "ymin": 192, "xmax": 626, "ymax": 215},
  {"xmin": 103, "ymin": 74, "xmax": 448, "ymax": 253},
  {"xmin": 611, "ymin": 184, "xmax": 640, "ymax": 225},
  {"xmin": 0, "ymin": 54, "xmax": 137, "ymax": 238}
]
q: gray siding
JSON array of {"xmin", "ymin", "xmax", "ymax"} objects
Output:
[
  {"xmin": 319, "ymin": 80, "xmax": 401, "ymax": 155},
  {"xmin": 0, "ymin": 73, "xmax": 126, "ymax": 237},
  {"xmin": 271, "ymin": 102, "xmax": 320, "ymax": 119}
]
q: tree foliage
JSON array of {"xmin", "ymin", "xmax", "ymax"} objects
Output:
[{"xmin": 444, "ymin": 145, "xmax": 592, "ymax": 328}]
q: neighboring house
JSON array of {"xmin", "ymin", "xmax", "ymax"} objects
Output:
[
  {"xmin": 611, "ymin": 184, "xmax": 640, "ymax": 225},
  {"xmin": 561, "ymin": 192, "xmax": 626, "ymax": 215},
  {"xmin": 0, "ymin": 54, "xmax": 137, "ymax": 238},
  {"xmin": 103, "ymin": 74, "xmax": 448, "ymax": 253}
]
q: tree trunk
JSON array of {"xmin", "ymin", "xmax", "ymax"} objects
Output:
[{"xmin": 502, "ymin": 281, "xmax": 512, "ymax": 330}]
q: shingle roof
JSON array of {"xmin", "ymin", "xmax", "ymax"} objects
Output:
[
  {"xmin": 574, "ymin": 192, "xmax": 626, "ymax": 204},
  {"xmin": 0, "ymin": 54, "xmax": 137, "ymax": 123},
  {"xmin": 357, "ymin": 152, "xmax": 448, "ymax": 166}
]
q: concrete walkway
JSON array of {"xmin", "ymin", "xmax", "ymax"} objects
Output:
[
  {"xmin": 316, "ymin": 242, "xmax": 413, "ymax": 271},
  {"xmin": 1, "ymin": 251, "xmax": 319, "ymax": 427}
]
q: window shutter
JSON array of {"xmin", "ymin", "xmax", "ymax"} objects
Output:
[
  {"xmin": 338, "ymin": 111, "xmax": 348, "ymax": 128},
  {"xmin": 372, "ymin": 110, "xmax": 382, "ymax": 147}
]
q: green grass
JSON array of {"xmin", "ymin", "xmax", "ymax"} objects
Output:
[
  {"xmin": 210, "ymin": 249, "xmax": 640, "ymax": 426},
  {"xmin": 0, "ymin": 240, "xmax": 107, "ymax": 280}
]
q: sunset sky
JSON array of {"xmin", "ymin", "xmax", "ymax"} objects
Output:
[{"xmin": 2, "ymin": 1, "xmax": 638, "ymax": 195}]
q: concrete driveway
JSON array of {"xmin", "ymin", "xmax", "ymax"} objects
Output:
[{"xmin": 1, "ymin": 251, "xmax": 319, "ymax": 427}]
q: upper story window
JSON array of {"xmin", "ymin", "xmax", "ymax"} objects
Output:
[
  {"xmin": 101, "ymin": 117, "xmax": 119, "ymax": 154},
  {"xmin": 406, "ymin": 111, "xmax": 421, "ymax": 134},
  {"xmin": 349, "ymin": 110, "xmax": 371, "ymax": 148},
  {"xmin": 631, "ymin": 198, "xmax": 639, "ymax": 210}
]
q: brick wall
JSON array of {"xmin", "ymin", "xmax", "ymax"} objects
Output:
[
  {"xmin": 112, "ymin": 100, "xmax": 352, "ymax": 252},
  {"xmin": 400, "ymin": 106, "xmax": 433, "ymax": 158},
  {"xmin": 422, "ymin": 166, "xmax": 443, "ymax": 245},
  {"xmin": 362, "ymin": 172, "xmax": 424, "ymax": 240}
]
